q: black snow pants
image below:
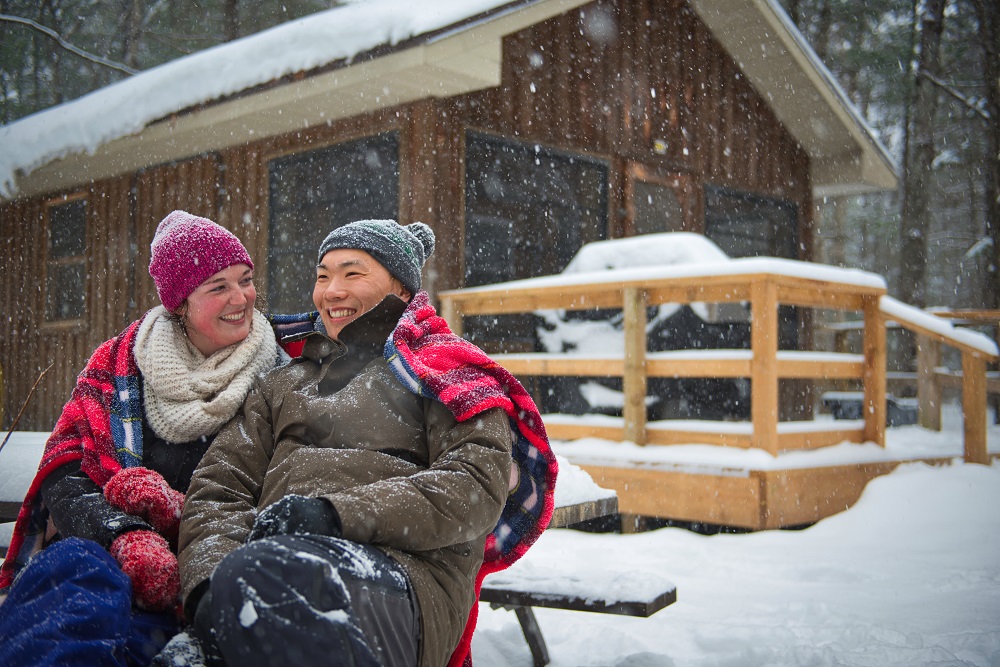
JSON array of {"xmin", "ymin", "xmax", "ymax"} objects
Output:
[{"xmin": 205, "ymin": 534, "xmax": 419, "ymax": 667}]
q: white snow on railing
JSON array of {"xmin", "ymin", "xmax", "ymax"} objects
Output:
[
  {"xmin": 455, "ymin": 257, "xmax": 887, "ymax": 293},
  {"xmin": 880, "ymin": 296, "xmax": 999, "ymax": 358}
]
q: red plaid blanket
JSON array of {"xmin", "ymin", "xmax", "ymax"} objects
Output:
[
  {"xmin": 386, "ymin": 291, "xmax": 557, "ymax": 667},
  {"xmin": 0, "ymin": 318, "xmax": 144, "ymax": 590}
]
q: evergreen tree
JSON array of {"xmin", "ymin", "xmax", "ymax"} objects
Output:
[{"xmin": 0, "ymin": 0, "xmax": 340, "ymax": 123}]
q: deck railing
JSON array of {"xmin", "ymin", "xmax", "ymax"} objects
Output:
[
  {"xmin": 821, "ymin": 308, "xmax": 1000, "ymax": 450},
  {"xmin": 439, "ymin": 259, "xmax": 999, "ymax": 463}
]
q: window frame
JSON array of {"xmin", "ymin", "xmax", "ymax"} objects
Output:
[
  {"xmin": 462, "ymin": 130, "xmax": 610, "ymax": 287},
  {"xmin": 462, "ymin": 130, "xmax": 611, "ymax": 352},
  {"xmin": 41, "ymin": 193, "xmax": 89, "ymax": 329},
  {"xmin": 623, "ymin": 162, "xmax": 701, "ymax": 237}
]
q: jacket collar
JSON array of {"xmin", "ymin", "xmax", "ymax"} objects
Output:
[{"xmin": 299, "ymin": 294, "xmax": 409, "ymax": 363}]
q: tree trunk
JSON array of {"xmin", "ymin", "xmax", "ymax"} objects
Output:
[
  {"xmin": 899, "ymin": 0, "xmax": 947, "ymax": 308},
  {"xmin": 785, "ymin": 0, "xmax": 801, "ymax": 26},
  {"xmin": 813, "ymin": 0, "xmax": 832, "ymax": 61},
  {"xmin": 224, "ymin": 0, "xmax": 240, "ymax": 42},
  {"xmin": 976, "ymin": 0, "xmax": 1000, "ymax": 309},
  {"xmin": 120, "ymin": 0, "xmax": 142, "ymax": 69}
]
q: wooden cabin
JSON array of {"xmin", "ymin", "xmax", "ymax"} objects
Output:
[{"xmin": 0, "ymin": 0, "xmax": 894, "ymax": 435}]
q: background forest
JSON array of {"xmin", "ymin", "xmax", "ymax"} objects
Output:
[{"xmin": 1, "ymin": 0, "xmax": 998, "ymax": 312}]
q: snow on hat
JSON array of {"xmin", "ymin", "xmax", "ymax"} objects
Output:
[
  {"xmin": 317, "ymin": 220, "xmax": 436, "ymax": 295},
  {"xmin": 148, "ymin": 210, "xmax": 253, "ymax": 312}
]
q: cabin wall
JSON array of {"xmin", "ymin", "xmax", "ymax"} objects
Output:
[
  {"xmin": 453, "ymin": 0, "xmax": 811, "ymax": 253},
  {"xmin": 0, "ymin": 0, "xmax": 814, "ymax": 430}
]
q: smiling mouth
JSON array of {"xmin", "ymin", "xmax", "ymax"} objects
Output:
[
  {"xmin": 327, "ymin": 308, "xmax": 356, "ymax": 319},
  {"xmin": 220, "ymin": 312, "xmax": 246, "ymax": 322}
]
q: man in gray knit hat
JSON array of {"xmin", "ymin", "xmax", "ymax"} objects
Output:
[
  {"xmin": 311, "ymin": 219, "xmax": 435, "ymax": 339},
  {"xmin": 170, "ymin": 219, "xmax": 538, "ymax": 667}
]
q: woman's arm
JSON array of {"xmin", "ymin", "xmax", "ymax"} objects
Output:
[{"xmin": 39, "ymin": 461, "xmax": 150, "ymax": 548}]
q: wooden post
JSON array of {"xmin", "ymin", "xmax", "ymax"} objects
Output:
[
  {"xmin": 862, "ymin": 297, "xmax": 886, "ymax": 446},
  {"xmin": 751, "ymin": 278, "xmax": 779, "ymax": 455},
  {"xmin": 623, "ymin": 287, "xmax": 648, "ymax": 445},
  {"xmin": 916, "ymin": 334, "xmax": 941, "ymax": 431},
  {"xmin": 440, "ymin": 297, "xmax": 462, "ymax": 337},
  {"xmin": 962, "ymin": 352, "xmax": 988, "ymax": 464}
]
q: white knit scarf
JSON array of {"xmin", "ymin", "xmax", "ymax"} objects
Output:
[{"xmin": 134, "ymin": 305, "xmax": 277, "ymax": 443}]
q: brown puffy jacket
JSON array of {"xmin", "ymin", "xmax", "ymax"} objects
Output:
[{"xmin": 178, "ymin": 297, "xmax": 513, "ymax": 666}]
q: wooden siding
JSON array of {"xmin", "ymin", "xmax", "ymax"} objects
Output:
[
  {"xmin": 130, "ymin": 156, "xmax": 223, "ymax": 321},
  {"xmin": 452, "ymin": 0, "xmax": 812, "ymax": 265},
  {"xmin": 0, "ymin": 0, "xmax": 813, "ymax": 431},
  {"xmin": 0, "ymin": 178, "xmax": 132, "ymax": 431}
]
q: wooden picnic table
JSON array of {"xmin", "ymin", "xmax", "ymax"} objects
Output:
[
  {"xmin": 548, "ymin": 494, "xmax": 618, "ymax": 529},
  {"xmin": 481, "ymin": 490, "xmax": 677, "ymax": 667}
]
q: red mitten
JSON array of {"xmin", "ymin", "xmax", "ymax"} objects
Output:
[
  {"xmin": 104, "ymin": 466, "xmax": 185, "ymax": 540},
  {"xmin": 110, "ymin": 529, "xmax": 180, "ymax": 612}
]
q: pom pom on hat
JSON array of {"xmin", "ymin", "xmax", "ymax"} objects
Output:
[
  {"xmin": 317, "ymin": 220, "xmax": 435, "ymax": 294},
  {"xmin": 149, "ymin": 210, "xmax": 253, "ymax": 312}
]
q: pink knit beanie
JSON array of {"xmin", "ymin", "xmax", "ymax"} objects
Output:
[{"xmin": 148, "ymin": 210, "xmax": 253, "ymax": 312}]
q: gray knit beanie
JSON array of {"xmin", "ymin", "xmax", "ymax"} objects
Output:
[{"xmin": 317, "ymin": 220, "xmax": 436, "ymax": 294}]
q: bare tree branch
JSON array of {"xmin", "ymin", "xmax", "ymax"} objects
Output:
[
  {"xmin": 0, "ymin": 13, "xmax": 139, "ymax": 76},
  {"xmin": 918, "ymin": 69, "xmax": 990, "ymax": 121}
]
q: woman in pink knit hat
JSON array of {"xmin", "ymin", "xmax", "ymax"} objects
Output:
[{"xmin": 0, "ymin": 211, "xmax": 282, "ymax": 667}]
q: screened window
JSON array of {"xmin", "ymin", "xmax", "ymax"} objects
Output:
[
  {"xmin": 704, "ymin": 187, "xmax": 798, "ymax": 260},
  {"xmin": 464, "ymin": 132, "xmax": 608, "ymax": 350},
  {"xmin": 268, "ymin": 133, "xmax": 399, "ymax": 313},
  {"xmin": 45, "ymin": 198, "xmax": 87, "ymax": 322},
  {"xmin": 465, "ymin": 132, "xmax": 608, "ymax": 286},
  {"xmin": 704, "ymin": 186, "xmax": 799, "ymax": 349}
]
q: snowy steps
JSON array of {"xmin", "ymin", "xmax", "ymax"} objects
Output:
[{"xmin": 481, "ymin": 558, "xmax": 676, "ymax": 666}]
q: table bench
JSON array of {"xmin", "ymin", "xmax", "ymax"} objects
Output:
[{"xmin": 480, "ymin": 496, "xmax": 677, "ymax": 666}]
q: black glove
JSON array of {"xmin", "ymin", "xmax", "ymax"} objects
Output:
[{"xmin": 247, "ymin": 494, "xmax": 342, "ymax": 542}]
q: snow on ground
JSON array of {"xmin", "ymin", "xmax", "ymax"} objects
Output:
[
  {"xmin": 472, "ymin": 406, "xmax": 1000, "ymax": 667},
  {"xmin": 474, "ymin": 460, "xmax": 1000, "ymax": 667},
  {"xmin": 3, "ymin": 407, "xmax": 998, "ymax": 665}
]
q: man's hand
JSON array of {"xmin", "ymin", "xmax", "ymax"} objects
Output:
[
  {"xmin": 247, "ymin": 494, "xmax": 342, "ymax": 541},
  {"xmin": 109, "ymin": 529, "xmax": 180, "ymax": 612}
]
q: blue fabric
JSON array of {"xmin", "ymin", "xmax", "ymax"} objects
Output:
[
  {"xmin": 0, "ymin": 538, "xmax": 177, "ymax": 667},
  {"xmin": 111, "ymin": 375, "xmax": 144, "ymax": 468}
]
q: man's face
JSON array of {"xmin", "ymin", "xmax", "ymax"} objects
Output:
[{"xmin": 313, "ymin": 248, "xmax": 411, "ymax": 340}]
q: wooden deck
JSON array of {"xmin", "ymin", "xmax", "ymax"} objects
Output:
[
  {"xmin": 440, "ymin": 261, "xmax": 1000, "ymax": 529},
  {"xmin": 570, "ymin": 449, "xmax": 972, "ymax": 530}
]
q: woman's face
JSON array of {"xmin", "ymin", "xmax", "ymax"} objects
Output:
[{"xmin": 179, "ymin": 263, "xmax": 256, "ymax": 356}]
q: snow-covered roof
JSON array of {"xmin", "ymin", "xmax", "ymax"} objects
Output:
[
  {"xmin": 1, "ymin": 0, "xmax": 569, "ymax": 199},
  {"xmin": 0, "ymin": 0, "xmax": 895, "ymax": 201}
]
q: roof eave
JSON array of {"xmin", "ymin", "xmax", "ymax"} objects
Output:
[
  {"xmin": 688, "ymin": 0, "xmax": 899, "ymax": 198},
  {"xmin": 5, "ymin": 0, "xmax": 591, "ymax": 202},
  {"xmin": 6, "ymin": 0, "xmax": 897, "ymax": 202}
]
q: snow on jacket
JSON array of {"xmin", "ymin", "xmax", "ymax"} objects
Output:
[{"xmin": 179, "ymin": 293, "xmax": 556, "ymax": 667}]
